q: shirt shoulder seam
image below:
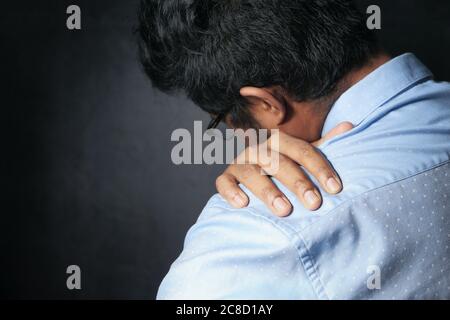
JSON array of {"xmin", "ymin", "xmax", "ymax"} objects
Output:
[
  {"xmin": 243, "ymin": 206, "xmax": 330, "ymax": 300},
  {"xmin": 203, "ymin": 202, "xmax": 329, "ymax": 299},
  {"xmin": 205, "ymin": 159, "xmax": 450, "ymax": 300}
]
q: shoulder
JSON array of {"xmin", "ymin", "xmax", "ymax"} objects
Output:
[
  {"xmin": 157, "ymin": 195, "xmax": 308, "ymax": 299},
  {"xmin": 184, "ymin": 194, "xmax": 296, "ymax": 252},
  {"xmin": 278, "ymin": 78, "xmax": 450, "ymax": 231}
]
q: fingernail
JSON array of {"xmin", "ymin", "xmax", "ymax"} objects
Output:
[
  {"xmin": 233, "ymin": 194, "xmax": 247, "ymax": 207},
  {"xmin": 326, "ymin": 177, "xmax": 342, "ymax": 193},
  {"xmin": 273, "ymin": 197, "xmax": 291, "ymax": 215},
  {"xmin": 304, "ymin": 190, "xmax": 321, "ymax": 208}
]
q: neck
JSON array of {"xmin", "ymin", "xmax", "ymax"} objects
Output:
[{"xmin": 287, "ymin": 53, "xmax": 392, "ymax": 141}]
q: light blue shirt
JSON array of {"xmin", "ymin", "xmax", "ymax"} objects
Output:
[{"xmin": 158, "ymin": 53, "xmax": 450, "ymax": 300}]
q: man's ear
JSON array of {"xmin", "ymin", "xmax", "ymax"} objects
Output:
[{"xmin": 240, "ymin": 86, "xmax": 286, "ymax": 129}]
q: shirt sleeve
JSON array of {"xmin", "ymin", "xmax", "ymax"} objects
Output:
[{"xmin": 156, "ymin": 195, "xmax": 318, "ymax": 300}]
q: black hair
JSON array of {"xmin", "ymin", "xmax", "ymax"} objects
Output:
[{"xmin": 138, "ymin": 0, "xmax": 379, "ymax": 128}]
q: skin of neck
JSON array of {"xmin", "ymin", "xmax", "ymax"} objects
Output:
[{"xmin": 244, "ymin": 53, "xmax": 392, "ymax": 142}]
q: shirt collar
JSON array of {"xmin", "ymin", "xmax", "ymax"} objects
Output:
[{"xmin": 321, "ymin": 53, "xmax": 433, "ymax": 136}]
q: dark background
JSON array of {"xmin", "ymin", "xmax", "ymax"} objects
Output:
[{"xmin": 2, "ymin": 0, "xmax": 450, "ymax": 299}]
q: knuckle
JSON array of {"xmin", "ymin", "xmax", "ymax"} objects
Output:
[
  {"xmin": 215, "ymin": 174, "xmax": 224, "ymax": 184},
  {"xmin": 215, "ymin": 175, "xmax": 227, "ymax": 190},
  {"xmin": 296, "ymin": 143, "xmax": 314, "ymax": 158},
  {"xmin": 291, "ymin": 142, "xmax": 320, "ymax": 163},
  {"xmin": 215, "ymin": 175, "xmax": 239, "ymax": 200},
  {"xmin": 239, "ymin": 164, "xmax": 260, "ymax": 180},
  {"xmin": 236, "ymin": 146, "xmax": 257, "ymax": 165},
  {"xmin": 261, "ymin": 186, "xmax": 278, "ymax": 203},
  {"xmin": 317, "ymin": 164, "xmax": 333, "ymax": 175},
  {"xmin": 258, "ymin": 151, "xmax": 275, "ymax": 169},
  {"xmin": 294, "ymin": 179, "xmax": 312, "ymax": 192}
]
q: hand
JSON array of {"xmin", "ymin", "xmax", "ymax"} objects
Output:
[{"xmin": 215, "ymin": 122, "xmax": 354, "ymax": 217}]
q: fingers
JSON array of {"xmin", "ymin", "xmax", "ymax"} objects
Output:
[
  {"xmin": 313, "ymin": 122, "xmax": 354, "ymax": 147},
  {"xmin": 260, "ymin": 153, "xmax": 322, "ymax": 211},
  {"xmin": 215, "ymin": 173, "xmax": 249, "ymax": 208},
  {"xmin": 215, "ymin": 123, "xmax": 354, "ymax": 216},
  {"xmin": 227, "ymin": 164, "xmax": 293, "ymax": 217},
  {"xmin": 269, "ymin": 132, "xmax": 343, "ymax": 195}
]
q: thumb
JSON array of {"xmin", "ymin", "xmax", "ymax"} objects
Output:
[{"xmin": 312, "ymin": 122, "xmax": 354, "ymax": 147}]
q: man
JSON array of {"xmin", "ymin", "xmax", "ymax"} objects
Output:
[{"xmin": 139, "ymin": 0, "xmax": 450, "ymax": 299}]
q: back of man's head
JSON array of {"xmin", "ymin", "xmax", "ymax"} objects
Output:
[{"xmin": 138, "ymin": 0, "xmax": 379, "ymax": 128}]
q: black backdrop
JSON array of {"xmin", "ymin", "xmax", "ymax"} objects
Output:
[{"xmin": 2, "ymin": 0, "xmax": 450, "ymax": 299}]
